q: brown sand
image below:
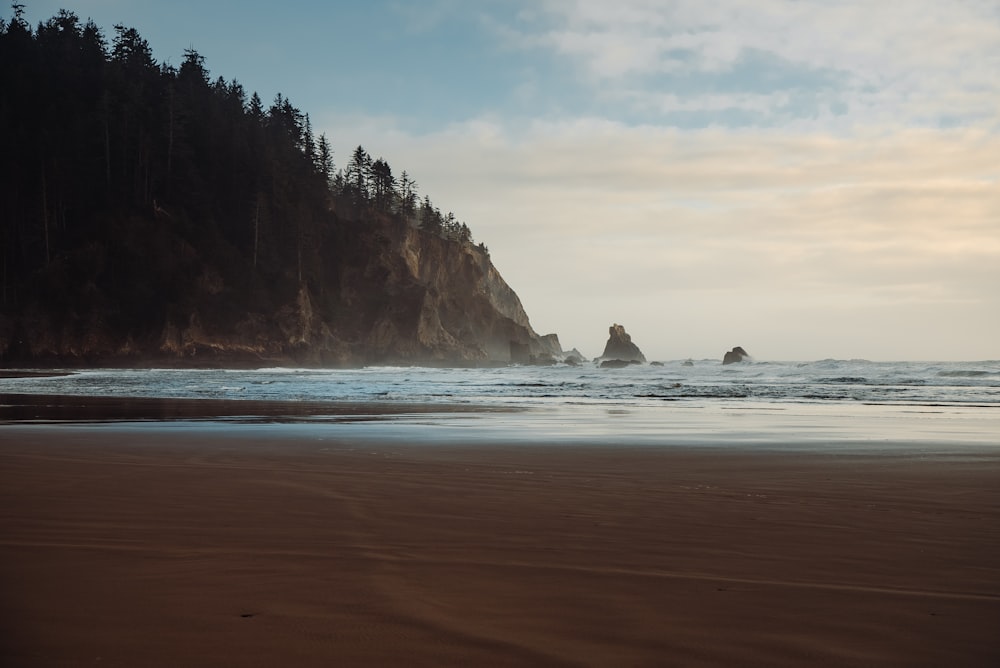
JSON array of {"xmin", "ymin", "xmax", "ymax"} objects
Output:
[{"xmin": 1, "ymin": 426, "xmax": 998, "ymax": 667}]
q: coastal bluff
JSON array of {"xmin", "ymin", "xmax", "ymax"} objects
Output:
[
  {"xmin": 1, "ymin": 217, "xmax": 561, "ymax": 367},
  {"xmin": 0, "ymin": 15, "xmax": 560, "ymax": 369}
]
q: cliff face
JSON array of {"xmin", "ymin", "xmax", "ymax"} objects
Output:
[
  {"xmin": 0, "ymin": 214, "xmax": 560, "ymax": 367},
  {"xmin": 369, "ymin": 226, "xmax": 560, "ymax": 364},
  {"xmin": 318, "ymin": 221, "xmax": 559, "ymax": 365}
]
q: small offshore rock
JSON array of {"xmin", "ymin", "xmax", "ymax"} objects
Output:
[
  {"xmin": 597, "ymin": 324, "xmax": 646, "ymax": 364},
  {"xmin": 600, "ymin": 359, "xmax": 638, "ymax": 369},
  {"xmin": 722, "ymin": 346, "xmax": 750, "ymax": 365}
]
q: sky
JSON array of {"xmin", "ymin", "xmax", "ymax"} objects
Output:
[{"xmin": 18, "ymin": 1, "xmax": 1000, "ymax": 361}]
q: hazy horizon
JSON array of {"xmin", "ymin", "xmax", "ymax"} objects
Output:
[{"xmin": 19, "ymin": 1, "xmax": 999, "ymax": 362}]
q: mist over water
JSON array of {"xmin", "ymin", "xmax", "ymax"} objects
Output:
[
  {"xmin": 3, "ymin": 360, "xmax": 998, "ymax": 447},
  {"xmin": 4, "ymin": 360, "xmax": 998, "ymax": 406}
]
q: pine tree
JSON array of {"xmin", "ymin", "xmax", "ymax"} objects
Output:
[
  {"xmin": 419, "ymin": 196, "xmax": 442, "ymax": 234},
  {"xmin": 0, "ymin": 7, "xmax": 489, "ymax": 344},
  {"xmin": 345, "ymin": 145, "xmax": 371, "ymax": 204},
  {"xmin": 370, "ymin": 158, "xmax": 394, "ymax": 211},
  {"xmin": 316, "ymin": 133, "xmax": 334, "ymax": 189},
  {"xmin": 398, "ymin": 170, "xmax": 417, "ymax": 221}
]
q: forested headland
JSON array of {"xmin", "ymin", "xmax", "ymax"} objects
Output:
[{"xmin": 0, "ymin": 7, "xmax": 559, "ymax": 366}]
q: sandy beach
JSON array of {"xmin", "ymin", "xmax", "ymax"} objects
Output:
[{"xmin": 1, "ymin": 418, "xmax": 998, "ymax": 666}]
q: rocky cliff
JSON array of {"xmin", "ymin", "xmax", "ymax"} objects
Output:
[
  {"xmin": 0, "ymin": 214, "xmax": 560, "ymax": 367},
  {"xmin": 349, "ymin": 223, "xmax": 562, "ymax": 365}
]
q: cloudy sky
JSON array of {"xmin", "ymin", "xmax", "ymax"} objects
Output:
[{"xmin": 22, "ymin": 1, "xmax": 1000, "ymax": 360}]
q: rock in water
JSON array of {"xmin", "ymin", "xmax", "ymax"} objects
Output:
[
  {"xmin": 600, "ymin": 359, "xmax": 639, "ymax": 368},
  {"xmin": 722, "ymin": 346, "xmax": 750, "ymax": 365},
  {"xmin": 598, "ymin": 324, "xmax": 646, "ymax": 364}
]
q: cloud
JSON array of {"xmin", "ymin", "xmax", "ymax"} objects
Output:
[
  {"xmin": 319, "ymin": 111, "xmax": 999, "ymax": 358},
  {"xmin": 18, "ymin": 0, "xmax": 998, "ymax": 359},
  {"xmin": 313, "ymin": 0, "xmax": 1000, "ymax": 354},
  {"xmin": 504, "ymin": 0, "xmax": 1000, "ymax": 128}
]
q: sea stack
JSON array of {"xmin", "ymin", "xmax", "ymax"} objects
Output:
[
  {"xmin": 597, "ymin": 324, "xmax": 646, "ymax": 364},
  {"xmin": 722, "ymin": 346, "xmax": 750, "ymax": 365}
]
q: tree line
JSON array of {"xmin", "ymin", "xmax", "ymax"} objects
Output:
[{"xmin": 0, "ymin": 6, "xmax": 486, "ymax": 312}]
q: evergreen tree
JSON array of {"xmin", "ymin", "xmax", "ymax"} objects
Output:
[
  {"xmin": 370, "ymin": 158, "xmax": 394, "ymax": 211},
  {"xmin": 302, "ymin": 113, "xmax": 316, "ymax": 171},
  {"xmin": 419, "ymin": 196, "xmax": 442, "ymax": 234},
  {"xmin": 0, "ymin": 7, "xmax": 488, "ymax": 345},
  {"xmin": 398, "ymin": 170, "xmax": 417, "ymax": 220},
  {"xmin": 247, "ymin": 91, "xmax": 264, "ymax": 121},
  {"xmin": 316, "ymin": 133, "xmax": 334, "ymax": 189},
  {"xmin": 344, "ymin": 145, "xmax": 371, "ymax": 204}
]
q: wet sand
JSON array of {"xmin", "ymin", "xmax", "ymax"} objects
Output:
[{"xmin": 1, "ymin": 421, "xmax": 998, "ymax": 666}]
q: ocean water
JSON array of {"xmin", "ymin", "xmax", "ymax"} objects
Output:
[{"xmin": 3, "ymin": 360, "xmax": 999, "ymax": 447}]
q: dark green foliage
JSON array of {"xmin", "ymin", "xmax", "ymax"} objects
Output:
[{"xmin": 0, "ymin": 9, "xmax": 481, "ymax": 362}]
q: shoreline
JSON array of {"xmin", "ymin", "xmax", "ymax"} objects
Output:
[
  {"xmin": 0, "ymin": 392, "xmax": 518, "ymax": 423},
  {"xmin": 4, "ymin": 391, "xmax": 999, "ymax": 452},
  {"xmin": 2, "ymin": 426, "xmax": 999, "ymax": 666}
]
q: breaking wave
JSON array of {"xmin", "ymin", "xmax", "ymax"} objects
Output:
[{"xmin": 2, "ymin": 359, "xmax": 998, "ymax": 408}]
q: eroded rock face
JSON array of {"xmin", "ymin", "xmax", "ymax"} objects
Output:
[
  {"xmin": 722, "ymin": 346, "xmax": 750, "ymax": 365},
  {"xmin": 363, "ymin": 226, "xmax": 561, "ymax": 365},
  {"xmin": 1, "ymin": 215, "xmax": 562, "ymax": 367},
  {"xmin": 597, "ymin": 324, "xmax": 646, "ymax": 364}
]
